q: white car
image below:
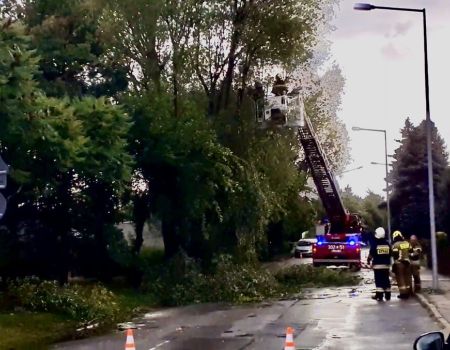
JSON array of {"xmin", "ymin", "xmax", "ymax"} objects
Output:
[{"xmin": 294, "ymin": 238, "xmax": 317, "ymax": 258}]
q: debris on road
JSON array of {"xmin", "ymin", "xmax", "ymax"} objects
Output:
[
  {"xmin": 76, "ymin": 323, "xmax": 99, "ymax": 333},
  {"xmin": 117, "ymin": 322, "xmax": 138, "ymax": 331}
]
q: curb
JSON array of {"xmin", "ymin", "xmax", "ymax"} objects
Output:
[{"xmin": 416, "ymin": 293, "xmax": 450, "ymax": 331}]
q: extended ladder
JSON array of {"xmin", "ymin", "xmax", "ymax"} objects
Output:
[{"xmin": 298, "ymin": 113, "xmax": 348, "ymax": 230}]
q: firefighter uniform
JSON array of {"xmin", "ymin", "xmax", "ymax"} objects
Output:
[
  {"xmin": 368, "ymin": 227, "xmax": 391, "ymax": 301},
  {"xmin": 392, "ymin": 231, "xmax": 412, "ymax": 299},
  {"xmin": 410, "ymin": 235, "xmax": 422, "ymax": 293}
]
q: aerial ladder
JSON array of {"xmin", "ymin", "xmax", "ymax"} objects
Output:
[{"xmin": 255, "ymin": 79, "xmax": 362, "ymax": 269}]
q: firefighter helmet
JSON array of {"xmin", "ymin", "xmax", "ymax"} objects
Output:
[
  {"xmin": 375, "ymin": 227, "xmax": 385, "ymax": 239},
  {"xmin": 392, "ymin": 230, "xmax": 404, "ymax": 240}
]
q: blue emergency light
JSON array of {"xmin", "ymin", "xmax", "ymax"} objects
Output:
[
  {"xmin": 317, "ymin": 236, "xmax": 326, "ymax": 245},
  {"xmin": 347, "ymin": 236, "xmax": 359, "ymax": 247}
]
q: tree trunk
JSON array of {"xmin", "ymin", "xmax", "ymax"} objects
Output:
[
  {"xmin": 92, "ymin": 184, "xmax": 113, "ymax": 281},
  {"xmin": 161, "ymin": 213, "xmax": 179, "ymax": 259},
  {"xmin": 218, "ymin": 43, "xmax": 237, "ymax": 113},
  {"xmin": 219, "ymin": 1, "xmax": 248, "ymax": 112},
  {"xmin": 54, "ymin": 172, "xmax": 73, "ymax": 285},
  {"xmin": 237, "ymin": 61, "xmax": 251, "ymax": 108},
  {"xmin": 133, "ymin": 194, "xmax": 150, "ymax": 254}
]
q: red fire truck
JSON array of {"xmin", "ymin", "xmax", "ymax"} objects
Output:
[
  {"xmin": 311, "ymin": 216, "xmax": 362, "ymax": 269},
  {"xmin": 258, "ymin": 84, "xmax": 363, "ymax": 269},
  {"xmin": 298, "ymin": 104, "xmax": 362, "ymax": 270}
]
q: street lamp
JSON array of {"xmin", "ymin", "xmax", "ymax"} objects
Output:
[
  {"xmin": 370, "ymin": 161, "xmax": 392, "ymax": 167},
  {"xmin": 340, "ymin": 165, "xmax": 364, "ymax": 174},
  {"xmin": 352, "ymin": 127, "xmax": 391, "ymax": 242},
  {"xmin": 354, "ymin": 3, "xmax": 438, "ymax": 291}
]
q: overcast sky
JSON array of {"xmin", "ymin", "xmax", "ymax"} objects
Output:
[{"xmin": 329, "ymin": 0, "xmax": 450, "ymax": 197}]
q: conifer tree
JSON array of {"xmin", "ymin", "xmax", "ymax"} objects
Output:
[{"xmin": 389, "ymin": 119, "xmax": 448, "ymax": 238}]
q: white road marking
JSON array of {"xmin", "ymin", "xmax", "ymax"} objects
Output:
[{"xmin": 149, "ymin": 340, "xmax": 170, "ymax": 350}]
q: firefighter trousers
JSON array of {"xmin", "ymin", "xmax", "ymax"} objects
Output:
[
  {"xmin": 411, "ymin": 264, "xmax": 421, "ymax": 292},
  {"xmin": 394, "ymin": 261, "xmax": 412, "ymax": 297},
  {"xmin": 373, "ymin": 268, "xmax": 391, "ymax": 300}
]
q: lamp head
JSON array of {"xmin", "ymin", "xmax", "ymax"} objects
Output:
[{"xmin": 354, "ymin": 3, "xmax": 375, "ymax": 11}]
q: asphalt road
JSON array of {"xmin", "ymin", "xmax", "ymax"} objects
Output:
[{"xmin": 54, "ymin": 257, "xmax": 441, "ymax": 350}]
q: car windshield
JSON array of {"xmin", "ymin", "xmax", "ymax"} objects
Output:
[{"xmin": 297, "ymin": 241, "xmax": 312, "ymax": 246}]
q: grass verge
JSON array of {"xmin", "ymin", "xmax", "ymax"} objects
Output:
[
  {"xmin": 0, "ymin": 312, "xmax": 77, "ymax": 350},
  {"xmin": 0, "ymin": 288, "xmax": 157, "ymax": 349}
]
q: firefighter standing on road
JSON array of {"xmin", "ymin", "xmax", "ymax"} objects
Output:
[
  {"xmin": 409, "ymin": 235, "xmax": 422, "ymax": 293},
  {"xmin": 392, "ymin": 230, "xmax": 412, "ymax": 299},
  {"xmin": 367, "ymin": 227, "xmax": 392, "ymax": 301}
]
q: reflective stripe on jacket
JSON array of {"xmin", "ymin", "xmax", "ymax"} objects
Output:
[
  {"xmin": 392, "ymin": 240, "xmax": 411, "ymax": 262},
  {"xmin": 368, "ymin": 238, "xmax": 391, "ymax": 267}
]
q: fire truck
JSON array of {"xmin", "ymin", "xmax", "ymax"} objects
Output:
[{"xmin": 256, "ymin": 80, "xmax": 363, "ymax": 270}]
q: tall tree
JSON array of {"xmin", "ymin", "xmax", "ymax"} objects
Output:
[
  {"xmin": 0, "ymin": 20, "xmax": 87, "ymax": 279},
  {"xmin": 0, "ymin": 18, "xmax": 133, "ymax": 280},
  {"xmin": 71, "ymin": 97, "xmax": 133, "ymax": 279},
  {"xmin": 97, "ymin": 0, "xmax": 338, "ymax": 259},
  {"xmin": 390, "ymin": 119, "xmax": 448, "ymax": 238}
]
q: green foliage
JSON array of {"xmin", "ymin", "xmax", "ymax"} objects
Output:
[
  {"xmin": 362, "ymin": 192, "xmax": 386, "ymax": 230},
  {"xmin": 436, "ymin": 231, "xmax": 448, "ymax": 249},
  {"xmin": 441, "ymin": 169, "xmax": 450, "ymax": 235},
  {"xmin": 138, "ymin": 248, "xmax": 165, "ymax": 269},
  {"xmin": 390, "ymin": 118, "xmax": 448, "ymax": 238},
  {"xmin": 73, "ymin": 97, "xmax": 133, "ymax": 186},
  {"xmin": 141, "ymin": 255, "xmax": 281, "ymax": 306},
  {"xmin": 24, "ymin": 0, "xmax": 125, "ymax": 97},
  {"xmin": 0, "ymin": 20, "xmax": 38, "ymax": 119},
  {"xmin": 125, "ymin": 94, "xmax": 245, "ymax": 258},
  {"xmin": 140, "ymin": 251, "xmax": 211, "ymax": 306},
  {"xmin": 275, "ymin": 265, "xmax": 361, "ymax": 289},
  {"xmin": 0, "ymin": 0, "xmax": 350, "ymax": 295},
  {"xmin": 141, "ymin": 253, "xmax": 359, "ymax": 306},
  {"xmin": 341, "ymin": 186, "xmax": 386, "ymax": 232},
  {"xmin": 7, "ymin": 278, "xmax": 119, "ymax": 324},
  {"xmin": 0, "ymin": 20, "xmax": 133, "ymax": 281}
]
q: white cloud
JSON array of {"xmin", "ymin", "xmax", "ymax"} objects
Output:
[
  {"xmin": 380, "ymin": 43, "xmax": 406, "ymax": 59},
  {"xmin": 393, "ymin": 21, "xmax": 413, "ymax": 37}
]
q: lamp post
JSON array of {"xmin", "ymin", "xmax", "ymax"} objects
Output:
[
  {"xmin": 352, "ymin": 127, "xmax": 391, "ymax": 242},
  {"xmin": 354, "ymin": 3, "xmax": 438, "ymax": 291}
]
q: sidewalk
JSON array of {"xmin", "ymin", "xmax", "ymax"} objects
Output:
[{"xmin": 416, "ymin": 268, "xmax": 450, "ymax": 331}]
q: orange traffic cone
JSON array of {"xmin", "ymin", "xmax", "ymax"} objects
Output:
[
  {"xmin": 125, "ymin": 328, "xmax": 136, "ymax": 350},
  {"xmin": 284, "ymin": 327, "xmax": 295, "ymax": 350}
]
